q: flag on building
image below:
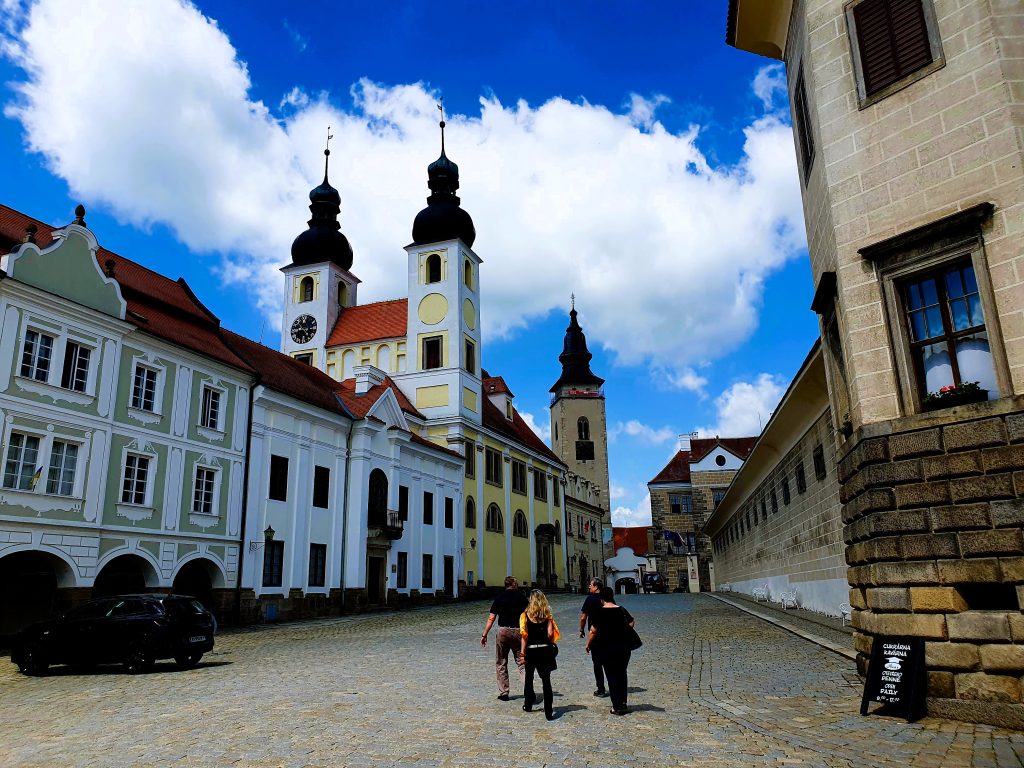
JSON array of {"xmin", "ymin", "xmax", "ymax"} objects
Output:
[
  {"xmin": 663, "ymin": 530, "xmax": 683, "ymax": 547},
  {"xmin": 28, "ymin": 466, "xmax": 42, "ymax": 490}
]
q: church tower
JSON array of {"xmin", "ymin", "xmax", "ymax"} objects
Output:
[
  {"xmin": 549, "ymin": 302, "xmax": 610, "ymax": 511},
  {"xmin": 398, "ymin": 112, "xmax": 483, "ymax": 425},
  {"xmin": 280, "ymin": 138, "xmax": 360, "ymax": 370}
]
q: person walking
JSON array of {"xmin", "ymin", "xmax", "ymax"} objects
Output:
[
  {"xmin": 519, "ymin": 589, "xmax": 560, "ymax": 720},
  {"xmin": 578, "ymin": 577, "xmax": 607, "ymax": 697},
  {"xmin": 480, "ymin": 576, "xmax": 528, "ymax": 701},
  {"xmin": 585, "ymin": 586, "xmax": 635, "ymax": 715}
]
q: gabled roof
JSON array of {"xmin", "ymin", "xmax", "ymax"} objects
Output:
[
  {"xmin": 221, "ymin": 330, "xmax": 349, "ymax": 416},
  {"xmin": 0, "ymin": 204, "xmax": 252, "ymax": 373},
  {"xmin": 334, "ymin": 377, "xmax": 422, "ymax": 420},
  {"xmin": 612, "ymin": 526, "xmax": 651, "ymax": 556},
  {"xmin": 482, "ymin": 374, "xmax": 514, "ymax": 397},
  {"xmin": 326, "ymin": 298, "xmax": 407, "ymax": 346},
  {"xmin": 689, "ymin": 437, "xmax": 757, "ymax": 463},
  {"xmin": 649, "ymin": 451, "xmax": 691, "ymax": 484},
  {"xmin": 481, "ymin": 394, "xmax": 562, "ymax": 466}
]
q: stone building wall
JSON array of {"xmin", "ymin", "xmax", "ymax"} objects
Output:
[
  {"xmin": 649, "ymin": 487, "xmax": 696, "ymax": 591},
  {"xmin": 711, "ymin": 409, "xmax": 846, "ymax": 614}
]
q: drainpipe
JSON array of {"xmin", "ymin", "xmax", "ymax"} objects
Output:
[
  {"xmin": 337, "ymin": 408, "xmax": 355, "ymax": 612},
  {"xmin": 234, "ymin": 384, "xmax": 256, "ymax": 626}
]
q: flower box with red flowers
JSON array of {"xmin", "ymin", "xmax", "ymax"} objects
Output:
[{"xmin": 922, "ymin": 381, "xmax": 988, "ymax": 412}]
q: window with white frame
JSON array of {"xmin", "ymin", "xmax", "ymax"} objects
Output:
[
  {"xmin": 121, "ymin": 453, "xmax": 151, "ymax": 506},
  {"xmin": 200, "ymin": 385, "xmax": 222, "ymax": 431},
  {"xmin": 20, "ymin": 329, "xmax": 54, "ymax": 382},
  {"xmin": 3, "ymin": 432, "xmax": 41, "ymax": 490},
  {"xmin": 46, "ymin": 440, "xmax": 78, "ymax": 496},
  {"xmin": 192, "ymin": 466, "xmax": 217, "ymax": 516},
  {"xmin": 60, "ymin": 341, "xmax": 91, "ymax": 392},
  {"xmin": 131, "ymin": 364, "xmax": 159, "ymax": 412}
]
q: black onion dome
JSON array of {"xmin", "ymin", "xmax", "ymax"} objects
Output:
[
  {"xmin": 290, "ymin": 148, "xmax": 353, "ymax": 270},
  {"xmin": 412, "ymin": 145, "xmax": 476, "ymax": 247},
  {"xmin": 550, "ymin": 307, "xmax": 605, "ymax": 393}
]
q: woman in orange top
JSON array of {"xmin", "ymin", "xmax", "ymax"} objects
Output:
[{"xmin": 518, "ymin": 590, "xmax": 560, "ymax": 720}]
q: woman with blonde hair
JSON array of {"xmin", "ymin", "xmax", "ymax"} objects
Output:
[{"xmin": 518, "ymin": 589, "xmax": 561, "ymax": 720}]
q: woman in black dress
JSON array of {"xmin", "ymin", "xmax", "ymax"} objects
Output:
[
  {"xmin": 585, "ymin": 587, "xmax": 635, "ymax": 715},
  {"xmin": 518, "ymin": 589, "xmax": 559, "ymax": 720}
]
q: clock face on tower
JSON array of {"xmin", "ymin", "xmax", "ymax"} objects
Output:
[{"xmin": 290, "ymin": 314, "xmax": 317, "ymax": 344}]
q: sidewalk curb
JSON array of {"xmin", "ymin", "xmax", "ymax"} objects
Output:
[{"xmin": 707, "ymin": 593, "xmax": 858, "ymax": 662}]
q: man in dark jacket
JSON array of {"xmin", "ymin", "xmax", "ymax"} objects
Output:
[
  {"xmin": 480, "ymin": 576, "xmax": 528, "ymax": 700},
  {"xmin": 578, "ymin": 577, "xmax": 607, "ymax": 696}
]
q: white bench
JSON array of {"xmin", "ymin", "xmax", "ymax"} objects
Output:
[
  {"xmin": 751, "ymin": 584, "xmax": 770, "ymax": 602},
  {"xmin": 839, "ymin": 602, "xmax": 852, "ymax": 626},
  {"xmin": 779, "ymin": 590, "xmax": 799, "ymax": 610},
  {"xmin": 719, "ymin": 583, "xmax": 732, "ymax": 593}
]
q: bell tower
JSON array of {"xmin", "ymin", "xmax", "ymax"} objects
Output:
[
  {"xmin": 549, "ymin": 300, "xmax": 610, "ymax": 511},
  {"xmin": 280, "ymin": 132, "xmax": 360, "ymax": 370}
]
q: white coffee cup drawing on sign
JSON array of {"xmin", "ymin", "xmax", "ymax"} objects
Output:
[{"xmin": 884, "ymin": 657, "xmax": 902, "ymax": 671}]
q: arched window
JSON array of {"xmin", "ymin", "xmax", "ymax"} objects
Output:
[
  {"xmin": 376, "ymin": 344, "xmax": 391, "ymax": 372},
  {"xmin": 577, "ymin": 416, "xmax": 590, "ymax": 441},
  {"xmin": 368, "ymin": 468, "xmax": 388, "ymax": 527},
  {"xmin": 554, "ymin": 520, "xmax": 561, "ymax": 544},
  {"xmin": 342, "ymin": 350, "xmax": 355, "ymax": 380},
  {"xmin": 338, "ymin": 281, "xmax": 347, "ymax": 307},
  {"xmin": 486, "ymin": 503, "xmax": 503, "ymax": 533},
  {"xmin": 426, "ymin": 254, "xmax": 441, "ymax": 284},
  {"xmin": 299, "ymin": 276, "xmax": 314, "ymax": 303},
  {"xmin": 513, "ymin": 510, "xmax": 529, "ymax": 538},
  {"xmin": 465, "ymin": 497, "xmax": 476, "ymax": 529},
  {"xmin": 463, "ymin": 259, "xmax": 472, "ymax": 288}
]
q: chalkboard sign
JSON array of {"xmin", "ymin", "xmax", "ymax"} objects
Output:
[{"xmin": 860, "ymin": 636, "xmax": 926, "ymax": 722}]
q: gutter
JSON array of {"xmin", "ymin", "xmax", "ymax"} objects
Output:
[{"xmin": 336, "ymin": 395, "xmax": 356, "ymax": 612}]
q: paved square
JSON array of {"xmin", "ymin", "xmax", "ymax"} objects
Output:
[{"xmin": 3, "ymin": 594, "xmax": 1023, "ymax": 767}]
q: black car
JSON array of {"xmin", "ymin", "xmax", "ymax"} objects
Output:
[
  {"xmin": 11, "ymin": 594, "xmax": 215, "ymax": 676},
  {"xmin": 642, "ymin": 573, "xmax": 666, "ymax": 593}
]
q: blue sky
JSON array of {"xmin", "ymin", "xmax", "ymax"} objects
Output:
[{"xmin": 0, "ymin": 0, "xmax": 820, "ymax": 525}]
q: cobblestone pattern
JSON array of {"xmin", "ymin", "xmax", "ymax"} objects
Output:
[
  {"xmin": 842, "ymin": 408, "xmax": 1024, "ymax": 724},
  {"xmin": 3, "ymin": 594, "xmax": 1024, "ymax": 767}
]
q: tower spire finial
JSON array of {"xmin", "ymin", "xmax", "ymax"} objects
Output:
[
  {"xmin": 437, "ymin": 98, "xmax": 446, "ymax": 154},
  {"xmin": 570, "ymin": 292, "xmax": 575, "ymax": 311},
  {"xmin": 323, "ymin": 125, "xmax": 334, "ymax": 181}
]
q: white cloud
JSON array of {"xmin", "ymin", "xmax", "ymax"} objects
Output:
[
  {"xmin": 279, "ymin": 86, "xmax": 309, "ymax": 111},
  {"xmin": 753, "ymin": 63, "xmax": 787, "ymax": 112},
  {"xmin": 519, "ymin": 411, "xmax": 551, "ymax": 443},
  {"xmin": 612, "ymin": 493, "xmax": 651, "ymax": 527},
  {"xmin": 695, "ymin": 373, "xmax": 786, "ymax": 438},
  {"xmin": 1, "ymin": 0, "xmax": 806, "ymax": 381},
  {"xmin": 659, "ymin": 366, "xmax": 708, "ymax": 395},
  {"xmin": 609, "ymin": 419, "xmax": 675, "ymax": 445},
  {"xmin": 609, "ymin": 483, "xmax": 628, "ymax": 502}
]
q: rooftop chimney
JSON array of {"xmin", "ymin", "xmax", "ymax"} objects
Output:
[
  {"xmin": 353, "ymin": 364, "xmax": 387, "ymax": 395},
  {"xmin": 679, "ymin": 431, "xmax": 698, "ymax": 452}
]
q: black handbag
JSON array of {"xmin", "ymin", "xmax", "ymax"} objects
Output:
[{"xmin": 625, "ymin": 625, "xmax": 643, "ymax": 651}]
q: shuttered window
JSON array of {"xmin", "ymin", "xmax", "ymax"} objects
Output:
[
  {"xmin": 793, "ymin": 68, "xmax": 814, "ymax": 182},
  {"xmin": 852, "ymin": 0, "xmax": 934, "ymax": 98}
]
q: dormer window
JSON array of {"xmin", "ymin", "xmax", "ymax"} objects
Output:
[
  {"xmin": 426, "ymin": 254, "xmax": 442, "ymax": 284},
  {"xmin": 299, "ymin": 276, "xmax": 314, "ymax": 303},
  {"xmin": 505, "ymin": 399, "xmax": 513, "ymax": 420}
]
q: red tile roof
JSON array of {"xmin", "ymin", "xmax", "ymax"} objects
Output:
[
  {"xmin": 649, "ymin": 437, "xmax": 758, "ymax": 485},
  {"xmin": 334, "ymin": 377, "xmax": 423, "ymax": 420},
  {"xmin": 409, "ymin": 431, "xmax": 464, "ymax": 460},
  {"xmin": 0, "ymin": 204, "xmax": 252, "ymax": 373},
  {"xmin": 327, "ymin": 298, "xmax": 407, "ymax": 346},
  {"xmin": 483, "ymin": 375, "xmax": 514, "ymax": 398},
  {"xmin": 221, "ymin": 330, "xmax": 349, "ymax": 416},
  {"xmin": 481, "ymin": 395, "xmax": 563, "ymax": 466},
  {"xmin": 613, "ymin": 527, "xmax": 651, "ymax": 556}
]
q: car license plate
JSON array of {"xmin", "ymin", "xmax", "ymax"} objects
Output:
[{"xmin": 189, "ymin": 635, "xmax": 207, "ymax": 643}]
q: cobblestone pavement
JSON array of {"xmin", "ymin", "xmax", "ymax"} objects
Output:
[{"xmin": 3, "ymin": 594, "xmax": 1024, "ymax": 767}]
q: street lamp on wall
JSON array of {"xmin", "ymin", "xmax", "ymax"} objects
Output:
[
  {"xmin": 461, "ymin": 537, "xmax": 476, "ymax": 554},
  {"xmin": 249, "ymin": 525, "xmax": 276, "ymax": 552}
]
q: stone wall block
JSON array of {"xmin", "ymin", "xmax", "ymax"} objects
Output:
[
  {"xmin": 959, "ymin": 528, "xmax": 1024, "ymax": 557},
  {"xmin": 983, "ymin": 445, "xmax": 1024, "ymax": 473},
  {"xmin": 845, "ymin": 516, "xmax": 871, "ymax": 544},
  {"xmin": 850, "ymin": 587, "xmax": 868, "ymax": 610},
  {"xmin": 928, "ymin": 670, "xmax": 956, "ymax": 698},
  {"xmin": 839, "ymin": 437, "xmax": 889, "ymax": 483},
  {"xmin": 944, "ymin": 418, "xmax": 1008, "ymax": 452},
  {"xmin": 923, "ymin": 451, "xmax": 983, "ymax": 480},
  {"xmin": 870, "ymin": 560, "xmax": 939, "ymax": 586},
  {"xmin": 938, "ymin": 557, "xmax": 1001, "ymax": 584},
  {"xmin": 895, "ymin": 481, "xmax": 951, "ymax": 508},
  {"xmin": 950, "ymin": 473, "xmax": 1016, "ymax": 503},
  {"xmin": 866, "ymin": 587, "xmax": 911, "ymax": 612},
  {"xmin": 991, "ymin": 499, "xmax": 1024, "ymax": 528},
  {"xmin": 869, "ymin": 510, "xmax": 930, "ymax": 536},
  {"xmin": 956, "ymin": 672, "xmax": 1022, "ymax": 703},
  {"xmin": 848, "ymin": 564, "xmax": 873, "ymax": 586},
  {"xmin": 840, "ymin": 470, "xmax": 867, "ymax": 504},
  {"xmin": 864, "ymin": 459, "xmax": 924, "ymax": 488},
  {"xmin": 842, "ymin": 488, "xmax": 896, "ymax": 524},
  {"xmin": 948, "ymin": 612, "xmax": 1012, "ymax": 642},
  {"xmin": 1010, "ymin": 612, "xmax": 1024, "ymax": 641},
  {"xmin": 980, "ymin": 644, "xmax": 1024, "ymax": 673},
  {"xmin": 900, "ymin": 532, "xmax": 959, "ymax": 560},
  {"xmin": 872, "ymin": 611, "xmax": 947, "ymax": 639},
  {"xmin": 890, "ymin": 428, "xmax": 944, "ymax": 459},
  {"xmin": 926, "ymin": 641, "xmax": 981, "ymax": 671},
  {"xmin": 929, "ymin": 503, "xmax": 992, "ymax": 532},
  {"xmin": 854, "ymin": 631, "xmax": 873, "ymax": 656},
  {"xmin": 846, "ymin": 542, "xmax": 870, "ymax": 565},
  {"xmin": 1000, "ymin": 557, "xmax": 1024, "ymax": 582},
  {"xmin": 868, "ymin": 536, "xmax": 904, "ymax": 562},
  {"xmin": 1006, "ymin": 413, "xmax": 1024, "ymax": 443},
  {"xmin": 910, "ymin": 586, "xmax": 969, "ymax": 613}
]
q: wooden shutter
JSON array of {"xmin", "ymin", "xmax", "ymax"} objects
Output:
[
  {"xmin": 793, "ymin": 69, "xmax": 815, "ymax": 181},
  {"xmin": 854, "ymin": 0, "xmax": 933, "ymax": 97}
]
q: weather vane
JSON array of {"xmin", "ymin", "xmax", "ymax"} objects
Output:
[
  {"xmin": 437, "ymin": 98, "xmax": 446, "ymax": 153},
  {"xmin": 571, "ymin": 293, "xmax": 575, "ymax": 310},
  {"xmin": 325, "ymin": 125, "xmax": 333, "ymax": 155}
]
